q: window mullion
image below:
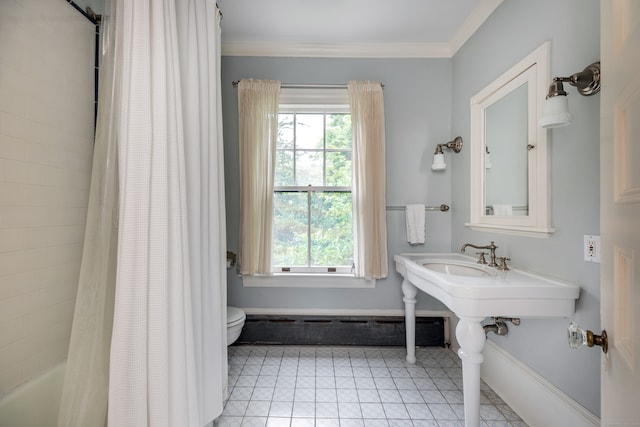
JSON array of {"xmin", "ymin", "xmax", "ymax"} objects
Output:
[
  {"xmin": 275, "ymin": 186, "xmax": 350, "ymax": 193},
  {"xmin": 292, "ymin": 112, "xmax": 297, "ymax": 185},
  {"xmin": 306, "ymin": 190, "xmax": 311, "ymax": 268},
  {"xmin": 323, "ymin": 113, "xmax": 327, "ymax": 187}
]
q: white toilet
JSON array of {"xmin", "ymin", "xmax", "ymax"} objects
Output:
[{"xmin": 226, "ymin": 306, "xmax": 246, "ymax": 345}]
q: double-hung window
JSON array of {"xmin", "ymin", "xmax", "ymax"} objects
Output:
[
  {"xmin": 273, "ymin": 89, "xmax": 353, "ymax": 274},
  {"xmin": 238, "ymin": 80, "xmax": 387, "ymax": 285}
]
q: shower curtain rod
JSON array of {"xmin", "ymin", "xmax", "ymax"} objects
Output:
[
  {"xmin": 66, "ymin": 0, "xmax": 101, "ymax": 24},
  {"xmin": 232, "ymin": 80, "xmax": 384, "ymax": 89},
  {"xmin": 65, "ymin": 0, "xmax": 101, "ymax": 133}
]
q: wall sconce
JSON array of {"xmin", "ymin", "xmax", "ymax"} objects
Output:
[
  {"xmin": 538, "ymin": 62, "xmax": 601, "ymax": 128},
  {"xmin": 431, "ymin": 136, "xmax": 463, "ymax": 171}
]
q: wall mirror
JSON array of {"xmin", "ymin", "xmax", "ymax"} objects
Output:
[{"xmin": 466, "ymin": 42, "xmax": 555, "ymax": 237}]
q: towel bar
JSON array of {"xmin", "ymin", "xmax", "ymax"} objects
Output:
[{"xmin": 386, "ymin": 204, "xmax": 450, "ymax": 212}]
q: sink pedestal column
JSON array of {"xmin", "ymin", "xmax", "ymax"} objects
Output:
[
  {"xmin": 456, "ymin": 317, "xmax": 486, "ymax": 427},
  {"xmin": 402, "ymin": 277, "xmax": 486, "ymax": 427},
  {"xmin": 401, "ymin": 278, "xmax": 418, "ymax": 363}
]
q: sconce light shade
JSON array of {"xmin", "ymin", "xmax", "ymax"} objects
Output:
[
  {"xmin": 430, "ymin": 136, "xmax": 462, "ymax": 171},
  {"xmin": 539, "ymin": 95, "xmax": 573, "ymax": 128},
  {"xmin": 431, "ymin": 153, "xmax": 446, "ymax": 170},
  {"xmin": 539, "ymin": 62, "xmax": 600, "ymax": 129}
]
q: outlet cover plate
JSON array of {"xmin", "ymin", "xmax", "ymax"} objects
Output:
[{"xmin": 584, "ymin": 235, "xmax": 601, "ymax": 263}]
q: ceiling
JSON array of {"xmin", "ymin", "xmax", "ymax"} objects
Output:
[{"xmin": 217, "ymin": 0, "xmax": 503, "ymax": 58}]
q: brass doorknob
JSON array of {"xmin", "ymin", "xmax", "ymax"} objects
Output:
[{"xmin": 568, "ymin": 322, "xmax": 608, "ymax": 353}]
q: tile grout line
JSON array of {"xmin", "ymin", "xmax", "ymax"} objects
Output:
[{"xmin": 219, "ymin": 345, "xmax": 528, "ymax": 427}]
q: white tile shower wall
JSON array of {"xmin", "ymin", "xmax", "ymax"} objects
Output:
[{"xmin": 0, "ymin": 0, "xmax": 94, "ymax": 396}]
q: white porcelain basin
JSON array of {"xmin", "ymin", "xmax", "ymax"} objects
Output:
[{"xmin": 422, "ymin": 261, "xmax": 495, "ymax": 278}]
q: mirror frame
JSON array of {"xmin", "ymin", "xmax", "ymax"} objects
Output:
[{"xmin": 466, "ymin": 42, "xmax": 555, "ymax": 238}]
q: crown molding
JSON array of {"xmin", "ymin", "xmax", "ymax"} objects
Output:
[
  {"xmin": 449, "ymin": 0, "xmax": 504, "ymax": 55},
  {"xmin": 222, "ymin": 42, "xmax": 452, "ymax": 58},
  {"xmin": 221, "ymin": 0, "xmax": 504, "ymax": 59}
]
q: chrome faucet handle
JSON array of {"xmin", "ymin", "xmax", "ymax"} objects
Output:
[
  {"xmin": 475, "ymin": 252, "xmax": 488, "ymax": 264},
  {"xmin": 497, "ymin": 257, "xmax": 511, "ymax": 271}
]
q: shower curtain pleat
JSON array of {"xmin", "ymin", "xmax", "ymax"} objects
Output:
[
  {"xmin": 175, "ymin": 0, "xmax": 227, "ymax": 422},
  {"xmin": 57, "ymin": 4, "xmax": 118, "ymax": 427}
]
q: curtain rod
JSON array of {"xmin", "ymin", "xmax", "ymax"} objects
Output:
[
  {"xmin": 65, "ymin": 0, "xmax": 100, "ymax": 133},
  {"xmin": 232, "ymin": 81, "xmax": 384, "ymax": 89}
]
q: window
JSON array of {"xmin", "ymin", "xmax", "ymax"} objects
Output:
[
  {"xmin": 238, "ymin": 81, "xmax": 386, "ymax": 285},
  {"xmin": 273, "ymin": 92, "xmax": 353, "ymax": 274}
]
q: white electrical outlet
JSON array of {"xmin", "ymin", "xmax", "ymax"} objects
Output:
[{"xmin": 584, "ymin": 235, "xmax": 600, "ymax": 263}]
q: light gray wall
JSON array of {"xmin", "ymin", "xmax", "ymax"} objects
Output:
[
  {"xmin": 221, "ymin": 57, "xmax": 453, "ymax": 313},
  {"xmin": 451, "ymin": 0, "xmax": 601, "ymax": 416},
  {"xmin": 222, "ymin": 0, "xmax": 602, "ymax": 414}
]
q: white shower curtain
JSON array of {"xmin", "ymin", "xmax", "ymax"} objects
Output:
[
  {"xmin": 59, "ymin": 1, "xmax": 226, "ymax": 425},
  {"xmin": 58, "ymin": 3, "xmax": 118, "ymax": 426},
  {"xmin": 106, "ymin": 0, "xmax": 226, "ymax": 426},
  {"xmin": 175, "ymin": 0, "xmax": 227, "ymax": 423}
]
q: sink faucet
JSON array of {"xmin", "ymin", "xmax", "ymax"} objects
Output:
[{"xmin": 461, "ymin": 241, "xmax": 498, "ymax": 267}]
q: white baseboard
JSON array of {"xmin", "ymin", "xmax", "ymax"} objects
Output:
[
  {"xmin": 240, "ymin": 307, "xmax": 451, "ymax": 318},
  {"xmin": 481, "ymin": 340, "xmax": 599, "ymax": 427}
]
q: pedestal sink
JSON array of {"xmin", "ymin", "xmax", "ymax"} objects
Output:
[{"xmin": 394, "ymin": 253, "xmax": 579, "ymax": 427}]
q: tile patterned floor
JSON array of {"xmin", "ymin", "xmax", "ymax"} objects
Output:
[{"xmin": 215, "ymin": 345, "xmax": 528, "ymax": 427}]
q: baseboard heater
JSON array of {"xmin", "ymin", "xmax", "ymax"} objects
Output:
[{"xmin": 236, "ymin": 315, "xmax": 444, "ymax": 347}]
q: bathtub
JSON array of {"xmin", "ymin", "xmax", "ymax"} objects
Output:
[
  {"xmin": 0, "ymin": 363, "xmax": 65, "ymax": 427},
  {"xmin": 0, "ymin": 363, "xmax": 219, "ymax": 427}
]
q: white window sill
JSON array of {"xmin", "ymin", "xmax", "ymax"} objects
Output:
[{"xmin": 241, "ymin": 274, "xmax": 376, "ymax": 289}]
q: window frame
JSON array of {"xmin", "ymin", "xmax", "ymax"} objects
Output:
[
  {"xmin": 241, "ymin": 88, "xmax": 376, "ymax": 288},
  {"xmin": 273, "ymin": 89, "xmax": 353, "ymax": 274}
]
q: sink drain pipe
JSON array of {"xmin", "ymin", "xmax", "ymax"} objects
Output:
[{"xmin": 483, "ymin": 317, "xmax": 521, "ymax": 336}]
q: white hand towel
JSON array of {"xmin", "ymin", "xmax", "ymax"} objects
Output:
[
  {"xmin": 406, "ymin": 204, "xmax": 425, "ymax": 245},
  {"xmin": 493, "ymin": 204, "xmax": 513, "ymax": 216}
]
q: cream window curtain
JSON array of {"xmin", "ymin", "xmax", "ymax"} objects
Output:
[
  {"xmin": 348, "ymin": 81, "xmax": 388, "ymax": 279},
  {"xmin": 238, "ymin": 79, "xmax": 281, "ymax": 275}
]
